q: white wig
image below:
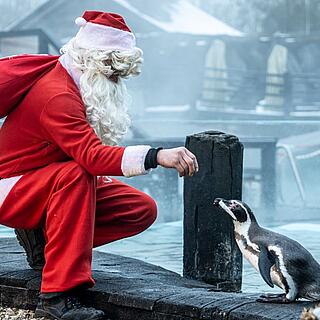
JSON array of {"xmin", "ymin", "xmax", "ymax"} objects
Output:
[{"xmin": 60, "ymin": 38, "xmax": 143, "ymax": 146}]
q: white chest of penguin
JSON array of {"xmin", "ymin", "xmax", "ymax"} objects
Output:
[
  {"xmin": 236, "ymin": 238, "xmax": 259, "ymax": 271},
  {"xmin": 234, "ymin": 223, "xmax": 260, "ymax": 272},
  {"xmin": 236, "ymin": 237, "xmax": 285, "ymax": 290}
]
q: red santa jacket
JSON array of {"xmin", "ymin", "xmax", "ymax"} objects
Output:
[{"xmin": 0, "ymin": 61, "xmax": 127, "ymax": 178}]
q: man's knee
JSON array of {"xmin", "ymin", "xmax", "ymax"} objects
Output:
[{"xmin": 139, "ymin": 193, "xmax": 157, "ymax": 229}]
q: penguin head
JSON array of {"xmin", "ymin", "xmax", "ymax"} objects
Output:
[{"xmin": 213, "ymin": 198, "xmax": 256, "ymax": 224}]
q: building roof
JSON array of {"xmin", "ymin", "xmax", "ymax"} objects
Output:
[
  {"xmin": 112, "ymin": 0, "xmax": 242, "ymax": 36},
  {"xmin": 8, "ymin": 0, "xmax": 242, "ymax": 46}
]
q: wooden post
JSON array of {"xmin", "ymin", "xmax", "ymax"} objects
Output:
[{"xmin": 183, "ymin": 131, "xmax": 243, "ymax": 292}]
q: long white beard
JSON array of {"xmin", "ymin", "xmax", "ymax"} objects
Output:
[{"xmin": 80, "ymin": 70, "xmax": 131, "ymax": 146}]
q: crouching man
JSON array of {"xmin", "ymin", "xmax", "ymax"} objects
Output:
[{"xmin": 0, "ymin": 11, "xmax": 198, "ymax": 320}]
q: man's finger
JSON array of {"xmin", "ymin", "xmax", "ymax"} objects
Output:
[
  {"xmin": 185, "ymin": 149, "xmax": 199, "ymax": 172},
  {"xmin": 179, "ymin": 158, "xmax": 190, "ymax": 176},
  {"xmin": 181, "ymin": 153, "xmax": 195, "ymax": 176},
  {"xmin": 176, "ymin": 162, "xmax": 187, "ymax": 177}
]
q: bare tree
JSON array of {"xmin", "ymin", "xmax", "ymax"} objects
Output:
[{"xmin": 190, "ymin": 0, "xmax": 320, "ymax": 35}]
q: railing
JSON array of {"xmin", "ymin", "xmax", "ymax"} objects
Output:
[
  {"xmin": 197, "ymin": 67, "xmax": 320, "ymax": 118},
  {"xmin": 124, "ymin": 136, "xmax": 277, "ymax": 222},
  {"xmin": 0, "ymin": 29, "xmax": 60, "ymax": 56}
]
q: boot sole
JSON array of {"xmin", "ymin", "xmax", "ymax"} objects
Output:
[{"xmin": 15, "ymin": 228, "xmax": 46, "ymax": 270}]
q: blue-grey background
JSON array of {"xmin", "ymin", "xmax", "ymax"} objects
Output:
[{"xmin": 1, "ymin": 0, "xmax": 320, "ymax": 293}]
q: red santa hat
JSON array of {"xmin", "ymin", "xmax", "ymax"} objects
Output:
[{"xmin": 74, "ymin": 11, "xmax": 136, "ymax": 52}]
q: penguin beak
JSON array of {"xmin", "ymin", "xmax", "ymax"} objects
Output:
[
  {"xmin": 213, "ymin": 198, "xmax": 223, "ymax": 206},
  {"xmin": 213, "ymin": 198, "xmax": 237, "ymax": 221}
]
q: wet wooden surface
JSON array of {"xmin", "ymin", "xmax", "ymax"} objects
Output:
[
  {"xmin": 184, "ymin": 131, "xmax": 243, "ymax": 291},
  {"xmin": 0, "ymin": 238, "xmax": 313, "ymax": 319}
]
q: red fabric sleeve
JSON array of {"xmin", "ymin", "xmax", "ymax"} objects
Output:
[{"xmin": 40, "ymin": 92, "xmax": 125, "ymax": 176}]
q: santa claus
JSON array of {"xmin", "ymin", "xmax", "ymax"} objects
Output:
[{"xmin": 0, "ymin": 10, "xmax": 198, "ymax": 320}]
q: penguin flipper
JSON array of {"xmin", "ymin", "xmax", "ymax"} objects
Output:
[{"xmin": 258, "ymin": 246, "xmax": 275, "ymax": 288}]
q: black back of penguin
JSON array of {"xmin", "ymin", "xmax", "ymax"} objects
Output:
[{"xmin": 249, "ymin": 223, "xmax": 320, "ymax": 293}]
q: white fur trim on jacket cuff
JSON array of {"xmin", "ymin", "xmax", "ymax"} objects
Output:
[{"xmin": 121, "ymin": 145, "xmax": 151, "ymax": 177}]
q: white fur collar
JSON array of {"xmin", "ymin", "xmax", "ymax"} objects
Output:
[{"xmin": 59, "ymin": 53, "xmax": 82, "ymax": 89}]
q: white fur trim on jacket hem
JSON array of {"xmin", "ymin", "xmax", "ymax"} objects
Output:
[
  {"xmin": 0, "ymin": 175, "xmax": 23, "ymax": 207},
  {"xmin": 121, "ymin": 145, "xmax": 151, "ymax": 177}
]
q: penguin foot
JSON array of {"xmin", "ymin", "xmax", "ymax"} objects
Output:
[{"xmin": 257, "ymin": 293, "xmax": 292, "ymax": 304}]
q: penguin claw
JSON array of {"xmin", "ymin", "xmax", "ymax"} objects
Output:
[{"xmin": 257, "ymin": 293, "xmax": 292, "ymax": 304}]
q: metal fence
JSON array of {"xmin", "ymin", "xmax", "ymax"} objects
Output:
[
  {"xmin": 197, "ymin": 67, "xmax": 320, "ymax": 118},
  {"xmin": 0, "ymin": 29, "xmax": 59, "ymax": 56}
]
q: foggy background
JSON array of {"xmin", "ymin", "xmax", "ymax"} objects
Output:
[
  {"xmin": 1, "ymin": 0, "xmax": 320, "ymax": 292},
  {"xmin": 1, "ymin": 0, "xmax": 320, "ymax": 224}
]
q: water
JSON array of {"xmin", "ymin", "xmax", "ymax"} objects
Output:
[
  {"xmin": 1, "ymin": 221, "xmax": 319, "ymax": 293},
  {"xmin": 100, "ymin": 220, "xmax": 320, "ymax": 293}
]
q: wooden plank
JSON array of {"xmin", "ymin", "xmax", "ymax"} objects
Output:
[
  {"xmin": 0, "ymin": 238, "xmax": 310, "ymax": 320},
  {"xmin": 155, "ymin": 290, "xmax": 235, "ymax": 318},
  {"xmin": 229, "ymin": 301, "xmax": 312, "ymax": 320}
]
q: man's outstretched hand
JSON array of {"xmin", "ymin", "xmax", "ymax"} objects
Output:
[{"xmin": 157, "ymin": 147, "xmax": 199, "ymax": 177}]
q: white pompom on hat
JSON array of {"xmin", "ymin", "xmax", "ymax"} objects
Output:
[
  {"xmin": 75, "ymin": 17, "xmax": 87, "ymax": 27},
  {"xmin": 74, "ymin": 11, "xmax": 136, "ymax": 52}
]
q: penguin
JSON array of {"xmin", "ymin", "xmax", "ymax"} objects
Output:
[
  {"xmin": 300, "ymin": 304, "xmax": 320, "ymax": 320},
  {"xmin": 213, "ymin": 198, "xmax": 320, "ymax": 303}
]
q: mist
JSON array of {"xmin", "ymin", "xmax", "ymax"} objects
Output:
[{"xmin": 1, "ymin": 0, "xmax": 320, "ymax": 292}]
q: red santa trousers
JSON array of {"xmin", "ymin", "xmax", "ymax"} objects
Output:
[{"xmin": 0, "ymin": 160, "xmax": 157, "ymax": 293}]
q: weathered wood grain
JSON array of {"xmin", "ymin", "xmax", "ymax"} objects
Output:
[{"xmin": 184, "ymin": 131, "xmax": 243, "ymax": 292}]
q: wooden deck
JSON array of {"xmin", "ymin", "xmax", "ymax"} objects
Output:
[{"xmin": 0, "ymin": 238, "xmax": 314, "ymax": 320}]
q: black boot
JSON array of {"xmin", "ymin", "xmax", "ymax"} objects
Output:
[
  {"xmin": 34, "ymin": 293, "xmax": 105, "ymax": 319},
  {"xmin": 15, "ymin": 228, "xmax": 46, "ymax": 270}
]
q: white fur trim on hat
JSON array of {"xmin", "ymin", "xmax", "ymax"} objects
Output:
[
  {"xmin": 121, "ymin": 145, "xmax": 151, "ymax": 177},
  {"xmin": 75, "ymin": 21, "xmax": 136, "ymax": 51}
]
